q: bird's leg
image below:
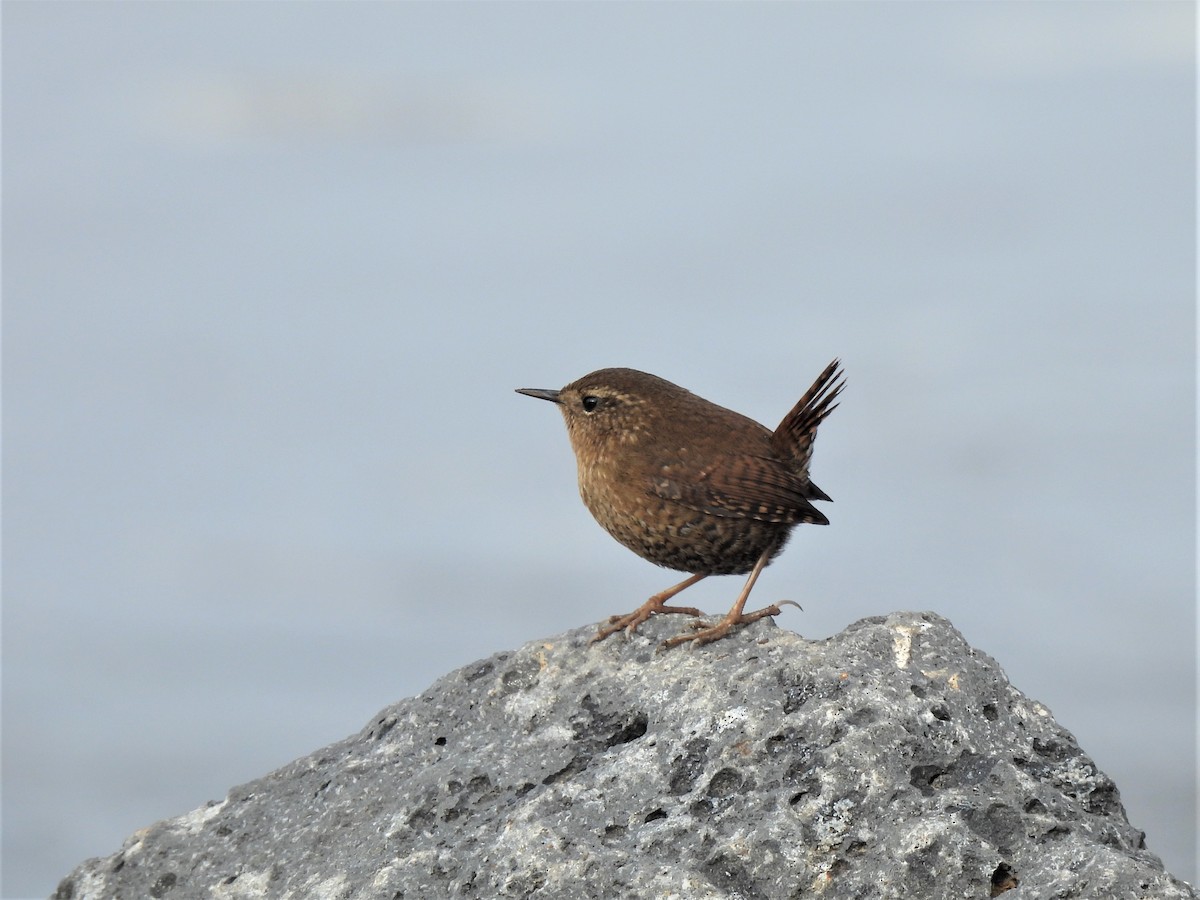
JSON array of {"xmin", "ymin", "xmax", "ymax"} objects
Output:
[
  {"xmin": 592, "ymin": 573, "xmax": 708, "ymax": 642},
  {"xmin": 662, "ymin": 548, "xmax": 787, "ymax": 648}
]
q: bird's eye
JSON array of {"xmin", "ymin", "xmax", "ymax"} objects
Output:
[{"xmin": 581, "ymin": 395, "xmax": 600, "ymax": 412}]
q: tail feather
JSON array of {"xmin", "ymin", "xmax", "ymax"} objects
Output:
[{"xmin": 770, "ymin": 359, "xmax": 845, "ymax": 481}]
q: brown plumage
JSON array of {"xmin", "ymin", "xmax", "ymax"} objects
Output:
[{"xmin": 517, "ymin": 359, "xmax": 844, "ymax": 647}]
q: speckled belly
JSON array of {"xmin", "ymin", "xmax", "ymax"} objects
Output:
[{"xmin": 579, "ymin": 482, "xmax": 791, "ymax": 576}]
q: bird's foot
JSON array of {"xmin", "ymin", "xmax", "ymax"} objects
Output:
[
  {"xmin": 592, "ymin": 601, "xmax": 706, "ymax": 643},
  {"xmin": 660, "ymin": 600, "xmax": 801, "ymax": 649}
]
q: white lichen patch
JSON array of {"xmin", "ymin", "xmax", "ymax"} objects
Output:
[
  {"xmin": 919, "ymin": 668, "xmax": 962, "ymax": 690},
  {"xmin": 1011, "ymin": 697, "xmax": 1054, "ymax": 723},
  {"xmin": 812, "ymin": 797, "xmax": 857, "ymax": 852},
  {"xmin": 892, "ymin": 626, "xmax": 916, "ymax": 669},
  {"xmin": 174, "ymin": 799, "xmax": 228, "ymax": 836},
  {"xmin": 63, "ymin": 869, "xmax": 109, "ymax": 900}
]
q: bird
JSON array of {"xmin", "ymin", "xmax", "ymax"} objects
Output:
[{"xmin": 516, "ymin": 359, "xmax": 844, "ymax": 648}]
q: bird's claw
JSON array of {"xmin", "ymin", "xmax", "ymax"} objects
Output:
[{"xmin": 659, "ymin": 601, "xmax": 799, "ymax": 649}]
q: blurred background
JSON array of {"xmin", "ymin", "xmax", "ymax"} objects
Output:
[{"xmin": 3, "ymin": 2, "xmax": 1195, "ymax": 895}]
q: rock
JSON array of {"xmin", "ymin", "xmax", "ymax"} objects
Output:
[{"xmin": 55, "ymin": 611, "xmax": 1194, "ymax": 899}]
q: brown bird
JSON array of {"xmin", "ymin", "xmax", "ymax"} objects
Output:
[{"xmin": 516, "ymin": 360, "xmax": 844, "ymax": 648}]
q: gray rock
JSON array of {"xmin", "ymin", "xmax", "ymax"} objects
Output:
[{"xmin": 55, "ymin": 612, "xmax": 1195, "ymax": 899}]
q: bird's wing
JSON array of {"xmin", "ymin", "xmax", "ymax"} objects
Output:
[{"xmin": 650, "ymin": 454, "xmax": 829, "ymax": 525}]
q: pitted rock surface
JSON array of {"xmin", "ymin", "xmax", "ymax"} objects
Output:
[{"xmin": 55, "ymin": 612, "xmax": 1196, "ymax": 899}]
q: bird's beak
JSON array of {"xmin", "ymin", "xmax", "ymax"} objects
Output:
[{"xmin": 516, "ymin": 387, "xmax": 562, "ymax": 404}]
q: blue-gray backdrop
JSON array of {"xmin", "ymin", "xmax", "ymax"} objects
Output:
[{"xmin": 3, "ymin": 3, "xmax": 1195, "ymax": 895}]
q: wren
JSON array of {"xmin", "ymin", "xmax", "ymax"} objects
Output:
[{"xmin": 516, "ymin": 359, "xmax": 844, "ymax": 648}]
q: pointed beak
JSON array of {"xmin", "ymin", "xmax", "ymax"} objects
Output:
[{"xmin": 516, "ymin": 387, "xmax": 562, "ymax": 404}]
